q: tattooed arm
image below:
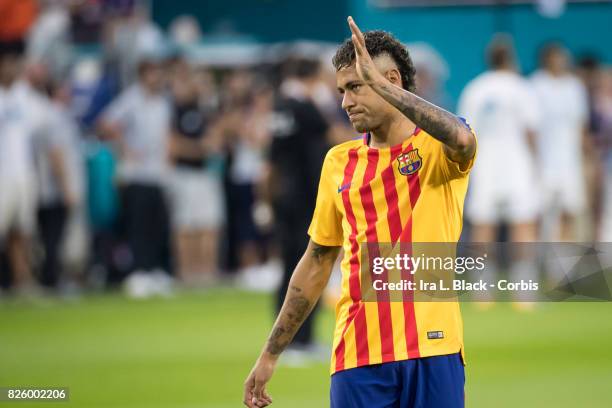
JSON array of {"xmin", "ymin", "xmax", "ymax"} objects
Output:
[
  {"xmin": 243, "ymin": 240, "xmax": 340, "ymax": 407},
  {"xmin": 371, "ymin": 83, "xmax": 475, "ymax": 164},
  {"xmin": 347, "ymin": 16, "xmax": 476, "ymax": 165}
]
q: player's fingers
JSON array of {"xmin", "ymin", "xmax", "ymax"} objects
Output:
[
  {"xmin": 252, "ymin": 379, "xmax": 265, "ymax": 401},
  {"xmin": 347, "ymin": 16, "xmax": 366, "ymax": 47},
  {"xmin": 243, "ymin": 377, "xmax": 255, "ymax": 407},
  {"xmin": 254, "ymin": 398, "xmax": 271, "ymax": 408},
  {"xmin": 351, "ymin": 34, "xmax": 363, "ymax": 56},
  {"xmin": 253, "ymin": 380, "xmax": 273, "ymax": 407},
  {"xmin": 252, "ymin": 396, "xmax": 271, "ymax": 408},
  {"xmin": 243, "ymin": 389, "xmax": 253, "ymax": 407},
  {"xmin": 261, "ymin": 390, "xmax": 273, "ymax": 404}
]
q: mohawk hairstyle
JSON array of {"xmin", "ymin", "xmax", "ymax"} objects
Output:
[{"xmin": 332, "ymin": 30, "xmax": 416, "ymax": 93}]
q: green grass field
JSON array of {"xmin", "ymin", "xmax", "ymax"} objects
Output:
[{"xmin": 1, "ymin": 289, "xmax": 612, "ymax": 407}]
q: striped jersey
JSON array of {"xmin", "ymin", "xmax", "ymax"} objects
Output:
[{"xmin": 308, "ymin": 126, "xmax": 476, "ymax": 374}]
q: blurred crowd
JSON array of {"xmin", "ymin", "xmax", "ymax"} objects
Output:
[
  {"xmin": 0, "ymin": 0, "xmax": 355, "ymax": 298},
  {"xmin": 0, "ymin": 0, "xmax": 611, "ymax": 301}
]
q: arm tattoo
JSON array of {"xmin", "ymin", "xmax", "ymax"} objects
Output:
[
  {"xmin": 264, "ymin": 243, "xmax": 338, "ymax": 355},
  {"xmin": 266, "ymin": 296, "xmax": 311, "ymax": 355},
  {"xmin": 310, "ymin": 243, "xmax": 336, "ymax": 264},
  {"xmin": 373, "ymin": 82, "xmax": 475, "ymax": 162}
]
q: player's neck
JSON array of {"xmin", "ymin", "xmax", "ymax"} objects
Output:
[{"xmin": 369, "ymin": 116, "xmax": 417, "ymax": 149}]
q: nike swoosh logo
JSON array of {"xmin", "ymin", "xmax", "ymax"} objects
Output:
[{"xmin": 337, "ymin": 183, "xmax": 351, "ymax": 193}]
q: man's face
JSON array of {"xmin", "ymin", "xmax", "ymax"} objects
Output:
[
  {"xmin": 336, "ymin": 64, "xmax": 393, "ymax": 133},
  {"xmin": 546, "ymin": 48, "xmax": 569, "ymax": 74},
  {"xmin": 0, "ymin": 54, "xmax": 23, "ymax": 85},
  {"xmin": 142, "ymin": 64, "xmax": 165, "ymax": 93}
]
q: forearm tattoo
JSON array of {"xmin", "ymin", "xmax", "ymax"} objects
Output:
[
  {"xmin": 373, "ymin": 81, "xmax": 475, "ymax": 161},
  {"xmin": 310, "ymin": 244, "xmax": 336, "ymax": 264},
  {"xmin": 265, "ymin": 243, "xmax": 337, "ymax": 355},
  {"xmin": 266, "ymin": 292, "xmax": 311, "ymax": 355}
]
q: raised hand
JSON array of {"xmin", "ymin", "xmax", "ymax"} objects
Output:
[{"xmin": 347, "ymin": 16, "xmax": 384, "ymax": 85}]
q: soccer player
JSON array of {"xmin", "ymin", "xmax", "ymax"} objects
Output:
[
  {"xmin": 0, "ymin": 40, "xmax": 46, "ymax": 293},
  {"xmin": 457, "ymin": 36, "xmax": 539, "ymax": 307},
  {"xmin": 457, "ymin": 36, "xmax": 539, "ymax": 244},
  {"xmin": 243, "ymin": 17, "xmax": 476, "ymax": 408},
  {"xmin": 531, "ymin": 43, "xmax": 590, "ymax": 242}
]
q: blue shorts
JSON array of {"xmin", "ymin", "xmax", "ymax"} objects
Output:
[{"xmin": 330, "ymin": 353, "xmax": 464, "ymax": 408}]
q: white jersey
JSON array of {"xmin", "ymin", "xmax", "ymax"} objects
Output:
[
  {"xmin": 531, "ymin": 71, "xmax": 588, "ymax": 187},
  {"xmin": 0, "ymin": 81, "xmax": 49, "ymax": 236},
  {"xmin": 0, "ymin": 81, "xmax": 49, "ymax": 183},
  {"xmin": 458, "ymin": 70, "xmax": 541, "ymax": 223}
]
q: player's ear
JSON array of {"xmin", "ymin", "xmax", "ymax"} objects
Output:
[{"xmin": 384, "ymin": 69, "xmax": 402, "ymax": 87}]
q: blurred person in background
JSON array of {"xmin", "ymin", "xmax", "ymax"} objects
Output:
[
  {"xmin": 459, "ymin": 36, "xmax": 540, "ymax": 243},
  {"xmin": 104, "ymin": 1, "xmax": 164, "ymax": 88},
  {"xmin": 458, "ymin": 36, "xmax": 540, "ymax": 307},
  {"xmin": 577, "ymin": 56, "xmax": 611, "ymax": 241},
  {"xmin": 192, "ymin": 66, "xmax": 219, "ymax": 113},
  {"xmin": 531, "ymin": 42, "xmax": 591, "ymax": 241},
  {"xmin": 26, "ymin": 0, "xmax": 72, "ymax": 83},
  {"xmin": 97, "ymin": 57, "xmax": 173, "ymax": 297},
  {"xmin": 593, "ymin": 69, "xmax": 612, "ymax": 241},
  {"xmin": 410, "ymin": 42, "xmax": 453, "ymax": 110},
  {"xmin": 33, "ymin": 79, "xmax": 86, "ymax": 290},
  {"xmin": 0, "ymin": 41, "xmax": 46, "ymax": 293},
  {"xmin": 314, "ymin": 51, "xmax": 355, "ymax": 146},
  {"xmin": 265, "ymin": 57, "xmax": 331, "ymax": 360},
  {"xmin": 168, "ymin": 58, "xmax": 224, "ymax": 285},
  {"xmin": 0, "ymin": 0, "xmax": 39, "ymax": 290},
  {"xmin": 222, "ymin": 70, "xmax": 271, "ymax": 275}
]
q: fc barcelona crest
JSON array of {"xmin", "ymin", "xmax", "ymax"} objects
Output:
[{"xmin": 397, "ymin": 149, "xmax": 422, "ymax": 176}]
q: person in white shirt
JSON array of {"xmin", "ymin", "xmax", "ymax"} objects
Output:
[
  {"xmin": 458, "ymin": 36, "xmax": 540, "ymax": 306},
  {"xmin": 531, "ymin": 43, "xmax": 590, "ymax": 241},
  {"xmin": 98, "ymin": 58, "xmax": 172, "ymax": 292},
  {"xmin": 458, "ymin": 37, "xmax": 541, "ymax": 242},
  {"xmin": 0, "ymin": 41, "xmax": 47, "ymax": 291},
  {"xmin": 33, "ymin": 81, "xmax": 86, "ymax": 288}
]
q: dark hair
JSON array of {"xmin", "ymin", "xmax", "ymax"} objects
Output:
[
  {"xmin": 577, "ymin": 53, "xmax": 600, "ymax": 71},
  {"xmin": 137, "ymin": 59, "xmax": 160, "ymax": 77},
  {"xmin": 332, "ymin": 30, "xmax": 416, "ymax": 92},
  {"xmin": 486, "ymin": 36, "xmax": 515, "ymax": 69},
  {"xmin": 538, "ymin": 42, "xmax": 564, "ymax": 67}
]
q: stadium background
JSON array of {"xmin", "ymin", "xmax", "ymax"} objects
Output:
[{"xmin": 1, "ymin": 0, "xmax": 611, "ymax": 407}]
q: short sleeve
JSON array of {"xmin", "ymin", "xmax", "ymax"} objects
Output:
[
  {"xmin": 439, "ymin": 117, "xmax": 478, "ymax": 179},
  {"xmin": 307, "ymin": 152, "xmax": 343, "ymax": 247}
]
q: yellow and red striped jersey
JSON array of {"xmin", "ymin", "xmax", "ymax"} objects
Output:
[{"xmin": 308, "ymin": 127, "xmax": 476, "ymax": 374}]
